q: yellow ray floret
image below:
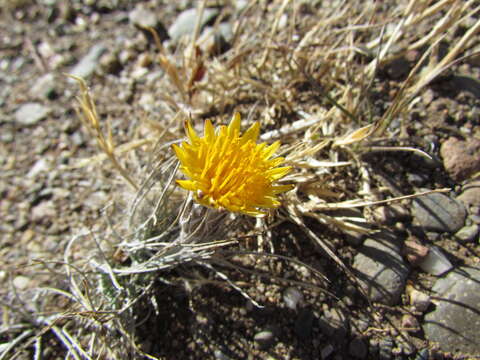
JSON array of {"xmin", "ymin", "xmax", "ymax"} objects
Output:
[{"xmin": 172, "ymin": 112, "xmax": 294, "ymax": 216}]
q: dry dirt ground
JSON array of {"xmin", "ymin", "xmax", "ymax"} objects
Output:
[{"xmin": 1, "ymin": 1, "xmax": 480, "ymax": 360}]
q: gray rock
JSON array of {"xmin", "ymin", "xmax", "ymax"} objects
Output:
[
  {"xmin": 129, "ymin": 6, "xmax": 158, "ymax": 29},
  {"xmin": 15, "ymin": 102, "xmax": 51, "ymax": 126},
  {"xmin": 408, "ymin": 288, "xmax": 431, "ymax": 312},
  {"xmin": 168, "ymin": 8, "xmax": 219, "ymax": 41},
  {"xmin": 418, "ymin": 246, "xmax": 453, "ymax": 276},
  {"xmin": 352, "ymin": 231, "xmax": 409, "ymax": 305},
  {"xmin": 70, "ymin": 43, "xmax": 107, "ymax": 79},
  {"xmin": 198, "ymin": 23, "xmax": 233, "ymax": 55},
  {"xmin": 455, "ymin": 224, "xmax": 479, "ymax": 242},
  {"xmin": 343, "ymin": 228, "xmax": 365, "ymax": 246},
  {"xmin": 30, "ymin": 73, "xmax": 57, "ymax": 99},
  {"xmin": 349, "ymin": 337, "xmax": 368, "ymax": 359},
  {"xmin": 407, "ymin": 172, "xmax": 427, "ymax": 187},
  {"xmin": 385, "ymin": 57, "xmax": 410, "ymax": 79},
  {"xmin": 423, "ymin": 266, "xmax": 480, "ymax": 355},
  {"xmin": 412, "ymin": 192, "xmax": 466, "ymax": 233},
  {"xmin": 253, "ymin": 330, "xmax": 275, "ymax": 349},
  {"xmin": 283, "ymin": 287, "xmax": 304, "ymax": 310}
]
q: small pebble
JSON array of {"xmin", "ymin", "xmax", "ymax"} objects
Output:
[
  {"xmin": 69, "ymin": 43, "xmax": 107, "ymax": 79},
  {"xmin": 283, "ymin": 287, "xmax": 304, "ymax": 310},
  {"xmin": 254, "ymin": 330, "xmax": 275, "ymax": 349},
  {"xmin": 13, "ymin": 275, "xmax": 31, "ymax": 290},
  {"xmin": 418, "ymin": 246, "xmax": 453, "ymax": 276},
  {"xmin": 129, "ymin": 5, "xmax": 159, "ymax": 29},
  {"xmin": 15, "ymin": 103, "xmax": 51, "ymax": 126},
  {"xmin": 454, "ymin": 224, "xmax": 479, "ymax": 242},
  {"xmin": 408, "ymin": 288, "xmax": 431, "ymax": 312},
  {"xmin": 401, "ymin": 314, "xmax": 419, "ymax": 331},
  {"xmin": 168, "ymin": 8, "xmax": 219, "ymax": 41},
  {"xmin": 30, "ymin": 73, "xmax": 57, "ymax": 99},
  {"xmin": 403, "ymin": 239, "xmax": 429, "ymax": 266}
]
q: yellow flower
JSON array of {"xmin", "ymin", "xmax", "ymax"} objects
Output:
[{"xmin": 172, "ymin": 113, "xmax": 294, "ymax": 217}]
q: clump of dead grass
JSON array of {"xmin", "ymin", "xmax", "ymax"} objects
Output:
[{"xmin": 3, "ymin": 0, "xmax": 479, "ymax": 358}]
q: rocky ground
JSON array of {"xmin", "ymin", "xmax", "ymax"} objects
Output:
[{"xmin": 1, "ymin": 1, "xmax": 480, "ymax": 359}]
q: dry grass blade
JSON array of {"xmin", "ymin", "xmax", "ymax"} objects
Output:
[
  {"xmin": 67, "ymin": 74, "xmax": 139, "ymax": 191},
  {"xmin": 0, "ymin": 330, "xmax": 33, "ymax": 360}
]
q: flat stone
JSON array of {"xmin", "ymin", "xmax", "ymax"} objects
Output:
[
  {"xmin": 418, "ymin": 246, "xmax": 453, "ymax": 276},
  {"xmin": 352, "ymin": 231, "xmax": 409, "ymax": 305},
  {"xmin": 440, "ymin": 137, "xmax": 480, "ymax": 182},
  {"xmin": 412, "ymin": 192, "xmax": 466, "ymax": 233},
  {"xmin": 423, "ymin": 267, "xmax": 480, "ymax": 355},
  {"xmin": 455, "ymin": 224, "xmax": 479, "ymax": 243},
  {"xmin": 15, "ymin": 102, "xmax": 51, "ymax": 126},
  {"xmin": 69, "ymin": 43, "xmax": 107, "ymax": 79},
  {"xmin": 168, "ymin": 8, "xmax": 219, "ymax": 41}
]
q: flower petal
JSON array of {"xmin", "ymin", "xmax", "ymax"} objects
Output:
[
  {"xmin": 185, "ymin": 120, "xmax": 199, "ymax": 144},
  {"xmin": 228, "ymin": 112, "xmax": 241, "ymax": 138},
  {"xmin": 176, "ymin": 179, "xmax": 198, "ymax": 191},
  {"xmin": 262, "ymin": 141, "xmax": 281, "ymax": 159},
  {"xmin": 204, "ymin": 119, "xmax": 215, "ymax": 142},
  {"xmin": 241, "ymin": 122, "xmax": 260, "ymax": 143}
]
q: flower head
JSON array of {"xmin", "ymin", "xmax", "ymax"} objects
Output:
[{"xmin": 172, "ymin": 113, "xmax": 294, "ymax": 216}]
